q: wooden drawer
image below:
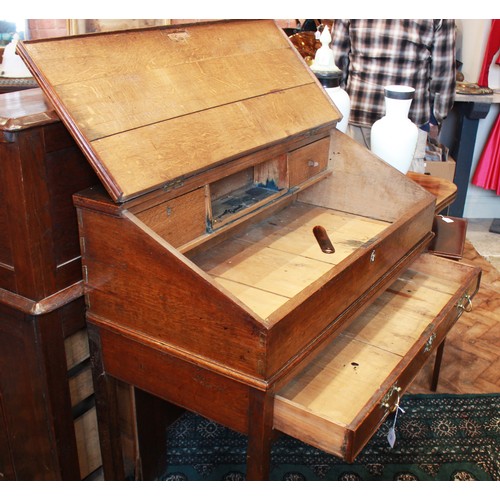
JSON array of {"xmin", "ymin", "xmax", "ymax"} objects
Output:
[
  {"xmin": 274, "ymin": 253, "xmax": 480, "ymax": 463},
  {"xmin": 288, "ymin": 137, "xmax": 330, "ymax": 186},
  {"xmin": 135, "ymin": 187, "xmax": 207, "ymax": 248}
]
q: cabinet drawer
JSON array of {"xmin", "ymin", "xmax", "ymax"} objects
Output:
[
  {"xmin": 135, "ymin": 187, "xmax": 206, "ymax": 248},
  {"xmin": 288, "ymin": 137, "xmax": 330, "ymax": 187},
  {"xmin": 274, "ymin": 253, "xmax": 480, "ymax": 463}
]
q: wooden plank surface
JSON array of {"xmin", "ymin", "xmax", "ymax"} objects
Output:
[
  {"xmin": 192, "ymin": 202, "xmax": 390, "ymax": 319},
  {"xmin": 407, "ymin": 171, "xmax": 457, "ymax": 213},
  {"xmin": 0, "ymin": 88, "xmax": 58, "ymax": 130},
  {"xmin": 274, "ymin": 257, "xmax": 474, "ymax": 456},
  {"xmin": 19, "ymin": 20, "xmax": 340, "ymax": 201},
  {"xmin": 341, "ymin": 269, "xmax": 459, "ymax": 356},
  {"xmin": 91, "ymin": 84, "xmax": 335, "ymax": 200},
  {"xmin": 64, "ymin": 328, "xmax": 90, "ymax": 370},
  {"xmin": 51, "ymin": 48, "xmax": 311, "ymax": 142}
]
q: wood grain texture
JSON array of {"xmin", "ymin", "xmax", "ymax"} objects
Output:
[
  {"xmin": 91, "ymin": 85, "xmax": 336, "ymax": 201},
  {"xmin": 274, "ymin": 255, "xmax": 480, "ymax": 461},
  {"xmin": 407, "ymin": 171, "xmax": 457, "ymax": 213},
  {"xmin": 0, "ymin": 88, "xmax": 58, "ymax": 131},
  {"xmin": 300, "ymin": 129, "xmax": 436, "ymax": 223},
  {"xmin": 192, "ymin": 203, "xmax": 390, "ymax": 319},
  {"xmin": 18, "ymin": 20, "xmax": 340, "ymax": 202},
  {"xmin": 0, "ymin": 89, "xmax": 100, "ymax": 480}
]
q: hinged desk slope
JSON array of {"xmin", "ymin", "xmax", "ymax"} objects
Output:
[
  {"xmin": 17, "ymin": 20, "xmax": 479, "ymax": 480},
  {"xmin": 18, "ymin": 19, "xmax": 340, "ymax": 202}
]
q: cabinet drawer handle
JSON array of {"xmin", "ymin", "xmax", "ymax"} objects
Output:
[
  {"xmin": 457, "ymin": 293, "xmax": 473, "ymax": 315},
  {"xmin": 381, "ymin": 385, "xmax": 401, "ymax": 413},
  {"xmin": 308, "ymin": 160, "xmax": 320, "ymax": 167}
]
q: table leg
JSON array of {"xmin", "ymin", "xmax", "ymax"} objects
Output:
[
  {"xmin": 246, "ymin": 388, "xmax": 274, "ymax": 480},
  {"xmin": 431, "ymin": 339, "xmax": 446, "ymax": 392},
  {"xmin": 135, "ymin": 389, "xmax": 185, "ymax": 480},
  {"xmin": 88, "ymin": 326, "xmax": 126, "ymax": 480}
]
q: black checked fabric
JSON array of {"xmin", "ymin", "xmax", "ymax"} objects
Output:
[{"xmin": 331, "ymin": 19, "xmax": 456, "ymax": 128}]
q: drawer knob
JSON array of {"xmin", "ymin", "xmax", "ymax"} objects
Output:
[{"xmin": 308, "ymin": 160, "xmax": 320, "ymax": 167}]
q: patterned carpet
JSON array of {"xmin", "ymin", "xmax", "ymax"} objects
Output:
[{"xmin": 157, "ymin": 393, "xmax": 499, "ymax": 481}]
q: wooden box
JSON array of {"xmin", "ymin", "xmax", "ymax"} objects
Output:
[
  {"xmin": 424, "ymin": 159, "xmax": 456, "ymax": 182},
  {"xmin": 0, "ymin": 89, "xmax": 101, "ymax": 480},
  {"xmin": 18, "ymin": 20, "xmax": 481, "ymax": 480}
]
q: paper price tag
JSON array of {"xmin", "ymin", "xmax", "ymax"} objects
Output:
[
  {"xmin": 438, "ymin": 215, "xmax": 454, "ymax": 224},
  {"xmin": 387, "ymin": 427, "xmax": 396, "ymax": 448},
  {"xmin": 387, "ymin": 404, "xmax": 405, "ymax": 449}
]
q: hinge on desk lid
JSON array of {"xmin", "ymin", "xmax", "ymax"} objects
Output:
[{"xmin": 162, "ymin": 178, "xmax": 184, "ymax": 192}]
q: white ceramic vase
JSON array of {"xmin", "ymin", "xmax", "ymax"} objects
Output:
[
  {"xmin": 313, "ymin": 71, "xmax": 351, "ymax": 133},
  {"xmin": 370, "ymin": 85, "xmax": 418, "ymax": 174}
]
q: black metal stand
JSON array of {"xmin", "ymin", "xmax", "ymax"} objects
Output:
[{"xmin": 448, "ymin": 100, "xmax": 492, "ymax": 217}]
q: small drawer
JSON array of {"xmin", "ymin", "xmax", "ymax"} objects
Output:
[
  {"xmin": 288, "ymin": 137, "xmax": 330, "ymax": 187},
  {"xmin": 274, "ymin": 253, "xmax": 480, "ymax": 463},
  {"xmin": 135, "ymin": 187, "xmax": 207, "ymax": 248}
]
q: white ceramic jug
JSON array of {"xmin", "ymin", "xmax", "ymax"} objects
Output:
[{"xmin": 370, "ymin": 85, "xmax": 418, "ymax": 174}]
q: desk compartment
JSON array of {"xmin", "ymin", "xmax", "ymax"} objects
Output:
[
  {"xmin": 274, "ymin": 253, "xmax": 480, "ymax": 463},
  {"xmin": 288, "ymin": 136, "xmax": 330, "ymax": 186}
]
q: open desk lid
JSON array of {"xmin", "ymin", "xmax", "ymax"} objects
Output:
[{"xmin": 17, "ymin": 20, "xmax": 341, "ymax": 203}]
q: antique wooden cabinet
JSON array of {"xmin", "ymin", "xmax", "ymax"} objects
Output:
[
  {"xmin": 18, "ymin": 20, "xmax": 481, "ymax": 480},
  {"xmin": 0, "ymin": 89, "xmax": 101, "ymax": 479}
]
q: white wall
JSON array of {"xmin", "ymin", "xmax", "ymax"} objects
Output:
[{"xmin": 455, "ymin": 20, "xmax": 500, "ymax": 218}]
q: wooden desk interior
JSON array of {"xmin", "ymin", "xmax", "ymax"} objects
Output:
[{"xmin": 192, "ymin": 202, "xmax": 390, "ymax": 320}]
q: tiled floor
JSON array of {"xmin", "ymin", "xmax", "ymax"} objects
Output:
[{"xmin": 466, "ymin": 218, "xmax": 500, "ymax": 272}]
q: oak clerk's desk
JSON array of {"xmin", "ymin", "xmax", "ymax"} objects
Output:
[
  {"xmin": 17, "ymin": 21, "xmax": 479, "ymax": 481},
  {"xmin": 100, "ymin": 171, "xmax": 462, "ymax": 481}
]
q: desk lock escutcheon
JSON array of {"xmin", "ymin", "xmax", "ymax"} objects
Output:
[{"xmin": 424, "ymin": 332, "xmax": 437, "ymax": 352}]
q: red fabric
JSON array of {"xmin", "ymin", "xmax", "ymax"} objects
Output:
[
  {"xmin": 478, "ymin": 20, "xmax": 500, "ymax": 87},
  {"xmin": 472, "ymin": 21, "xmax": 500, "ymax": 196},
  {"xmin": 472, "ymin": 113, "xmax": 500, "ymax": 195}
]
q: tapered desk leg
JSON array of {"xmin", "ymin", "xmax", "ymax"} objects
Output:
[
  {"xmin": 246, "ymin": 389, "xmax": 274, "ymax": 480},
  {"xmin": 431, "ymin": 339, "xmax": 446, "ymax": 392},
  {"xmin": 88, "ymin": 326, "xmax": 126, "ymax": 480}
]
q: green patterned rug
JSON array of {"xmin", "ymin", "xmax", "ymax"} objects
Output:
[{"xmin": 157, "ymin": 393, "xmax": 500, "ymax": 481}]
